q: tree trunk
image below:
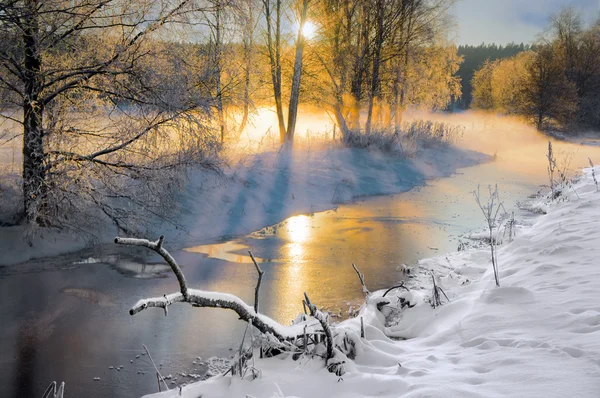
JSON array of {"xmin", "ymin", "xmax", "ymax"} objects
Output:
[
  {"xmin": 236, "ymin": 2, "xmax": 253, "ymax": 138},
  {"xmin": 333, "ymin": 103, "xmax": 350, "ymax": 141},
  {"xmin": 214, "ymin": 2, "xmax": 226, "ymax": 144},
  {"xmin": 22, "ymin": 0, "xmax": 46, "ymax": 224},
  {"xmin": 286, "ymin": 0, "xmax": 309, "ymax": 144},
  {"xmin": 392, "ymin": 68, "xmax": 401, "ymax": 130},
  {"xmin": 264, "ymin": 0, "xmax": 286, "ymax": 143},
  {"xmin": 365, "ymin": 0, "xmax": 384, "ymax": 135}
]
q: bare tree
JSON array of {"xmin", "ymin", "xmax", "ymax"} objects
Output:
[
  {"xmin": 313, "ymin": 0, "xmax": 457, "ymax": 138},
  {"xmin": 235, "ymin": 0, "xmax": 258, "ymax": 138},
  {"xmin": 261, "ymin": 0, "xmax": 312, "ymax": 145},
  {"xmin": 262, "ymin": 0, "xmax": 287, "ymax": 143},
  {"xmin": 0, "ymin": 0, "xmax": 219, "ymax": 231},
  {"xmin": 285, "ymin": 0, "xmax": 309, "ymax": 144}
]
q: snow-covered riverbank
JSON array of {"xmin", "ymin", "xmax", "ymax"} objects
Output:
[
  {"xmin": 0, "ymin": 143, "xmax": 488, "ymax": 265},
  {"xmin": 147, "ymin": 166, "xmax": 600, "ymax": 398}
]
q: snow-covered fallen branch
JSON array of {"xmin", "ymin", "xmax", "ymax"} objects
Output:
[
  {"xmin": 116, "ymin": 236, "xmax": 308, "ymax": 342},
  {"xmin": 128, "ymin": 289, "xmax": 304, "ymax": 341},
  {"xmin": 117, "ymin": 235, "xmax": 372, "ymax": 377}
]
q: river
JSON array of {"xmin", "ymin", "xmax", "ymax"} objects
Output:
[{"xmin": 1, "ymin": 112, "xmax": 599, "ymax": 397}]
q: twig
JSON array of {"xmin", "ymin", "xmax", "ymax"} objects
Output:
[
  {"xmin": 236, "ymin": 323, "xmax": 250, "ymax": 377},
  {"xmin": 248, "ymin": 250, "xmax": 264, "ymax": 313},
  {"xmin": 382, "ymin": 283, "xmax": 410, "ymax": 297},
  {"xmin": 42, "ymin": 381, "xmax": 65, "ymax": 398},
  {"xmin": 115, "ymin": 236, "xmax": 189, "ymax": 300},
  {"xmin": 143, "ymin": 345, "xmax": 169, "ymax": 392},
  {"xmin": 430, "ymin": 273, "xmax": 450, "ymax": 308},
  {"xmin": 303, "ymin": 292, "xmax": 334, "ymax": 361},
  {"xmin": 589, "ymin": 158, "xmax": 599, "ymax": 191},
  {"xmin": 352, "ymin": 263, "xmax": 370, "ymax": 295},
  {"xmin": 360, "ymin": 316, "xmax": 364, "ymax": 338}
]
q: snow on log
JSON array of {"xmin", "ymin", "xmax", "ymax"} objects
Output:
[
  {"xmin": 129, "ymin": 289, "xmax": 309, "ymax": 341},
  {"xmin": 117, "ymin": 235, "xmax": 317, "ymax": 343},
  {"xmin": 115, "ymin": 236, "xmax": 189, "ymax": 299}
]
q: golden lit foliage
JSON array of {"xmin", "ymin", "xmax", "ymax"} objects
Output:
[
  {"xmin": 403, "ymin": 45, "xmax": 463, "ymax": 111},
  {"xmin": 472, "ymin": 51, "xmax": 534, "ymax": 113},
  {"xmin": 472, "ymin": 7, "xmax": 600, "ymax": 131}
]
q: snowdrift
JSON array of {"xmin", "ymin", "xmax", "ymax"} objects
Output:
[{"xmin": 146, "ymin": 167, "xmax": 600, "ymax": 398}]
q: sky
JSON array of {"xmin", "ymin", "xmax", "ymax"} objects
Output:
[{"xmin": 454, "ymin": 0, "xmax": 600, "ymax": 45}]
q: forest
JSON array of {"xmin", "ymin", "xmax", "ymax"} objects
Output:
[
  {"xmin": 0, "ymin": 0, "xmax": 461, "ymax": 234},
  {"xmin": 470, "ymin": 8, "xmax": 600, "ymax": 130},
  {"xmin": 454, "ymin": 42, "xmax": 530, "ymax": 109}
]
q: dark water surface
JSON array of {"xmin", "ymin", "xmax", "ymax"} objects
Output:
[{"xmin": 2, "ymin": 117, "xmax": 600, "ymax": 397}]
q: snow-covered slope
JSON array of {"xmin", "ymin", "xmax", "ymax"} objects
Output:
[
  {"xmin": 171, "ymin": 144, "xmax": 488, "ymax": 247},
  {"xmin": 146, "ymin": 167, "xmax": 600, "ymax": 398},
  {"xmin": 0, "ymin": 143, "xmax": 487, "ymax": 265}
]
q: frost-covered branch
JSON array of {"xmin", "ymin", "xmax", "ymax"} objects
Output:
[
  {"xmin": 42, "ymin": 381, "xmax": 65, "ymax": 398},
  {"xmin": 129, "ymin": 289, "xmax": 306, "ymax": 342},
  {"xmin": 352, "ymin": 263, "xmax": 370, "ymax": 295},
  {"xmin": 303, "ymin": 292, "xmax": 334, "ymax": 361},
  {"xmin": 115, "ymin": 236, "xmax": 189, "ymax": 300},
  {"xmin": 119, "ymin": 236, "xmax": 311, "ymax": 343}
]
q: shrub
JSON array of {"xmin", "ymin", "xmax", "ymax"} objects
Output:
[{"xmin": 341, "ymin": 120, "xmax": 464, "ymax": 154}]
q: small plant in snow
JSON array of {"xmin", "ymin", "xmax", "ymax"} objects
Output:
[
  {"xmin": 546, "ymin": 141, "xmax": 579, "ymax": 200},
  {"xmin": 42, "ymin": 381, "xmax": 65, "ymax": 398},
  {"xmin": 429, "ymin": 273, "xmax": 450, "ymax": 308},
  {"xmin": 503, "ymin": 211, "xmax": 516, "ymax": 243},
  {"xmin": 547, "ymin": 141, "xmax": 557, "ymax": 199},
  {"xmin": 474, "ymin": 184, "xmax": 508, "ymax": 287},
  {"xmin": 589, "ymin": 158, "xmax": 599, "ymax": 191}
]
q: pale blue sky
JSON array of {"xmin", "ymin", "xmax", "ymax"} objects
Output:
[{"xmin": 454, "ymin": 0, "xmax": 600, "ymax": 45}]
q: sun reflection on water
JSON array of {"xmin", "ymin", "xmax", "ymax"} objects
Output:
[{"xmin": 283, "ymin": 215, "xmax": 311, "ymax": 262}]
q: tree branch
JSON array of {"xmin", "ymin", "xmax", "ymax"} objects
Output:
[
  {"xmin": 303, "ymin": 292, "xmax": 334, "ymax": 361},
  {"xmin": 352, "ymin": 263, "xmax": 370, "ymax": 295},
  {"xmin": 115, "ymin": 235, "xmax": 189, "ymax": 300},
  {"xmin": 248, "ymin": 250, "xmax": 264, "ymax": 313},
  {"xmin": 119, "ymin": 236, "xmax": 314, "ymax": 344}
]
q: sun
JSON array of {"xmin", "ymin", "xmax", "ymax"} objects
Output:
[{"xmin": 301, "ymin": 21, "xmax": 317, "ymax": 39}]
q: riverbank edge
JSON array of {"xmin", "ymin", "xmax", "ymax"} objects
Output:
[
  {"xmin": 144, "ymin": 166, "xmax": 600, "ymax": 398},
  {"xmin": 0, "ymin": 144, "xmax": 490, "ymax": 266}
]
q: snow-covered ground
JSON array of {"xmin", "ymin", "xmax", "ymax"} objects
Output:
[
  {"xmin": 0, "ymin": 143, "xmax": 488, "ymax": 265},
  {"xmin": 146, "ymin": 167, "xmax": 600, "ymax": 398}
]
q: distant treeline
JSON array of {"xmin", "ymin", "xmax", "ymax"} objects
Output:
[
  {"xmin": 454, "ymin": 43, "xmax": 531, "ymax": 109},
  {"xmin": 470, "ymin": 8, "xmax": 600, "ymax": 132}
]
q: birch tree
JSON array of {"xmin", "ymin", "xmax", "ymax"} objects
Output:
[
  {"xmin": 261, "ymin": 0, "xmax": 311, "ymax": 145},
  {"xmin": 0, "ymin": 0, "xmax": 219, "ymax": 231}
]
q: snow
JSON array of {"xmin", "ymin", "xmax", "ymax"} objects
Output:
[
  {"xmin": 0, "ymin": 225, "xmax": 92, "ymax": 266},
  {"xmin": 169, "ymin": 144, "xmax": 489, "ymax": 249},
  {"xmin": 132, "ymin": 289, "xmax": 326, "ymax": 340},
  {"xmin": 144, "ymin": 167, "xmax": 600, "ymax": 398},
  {"xmin": 0, "ymin": 143, "xmax": 488, "ymax": 265}
]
